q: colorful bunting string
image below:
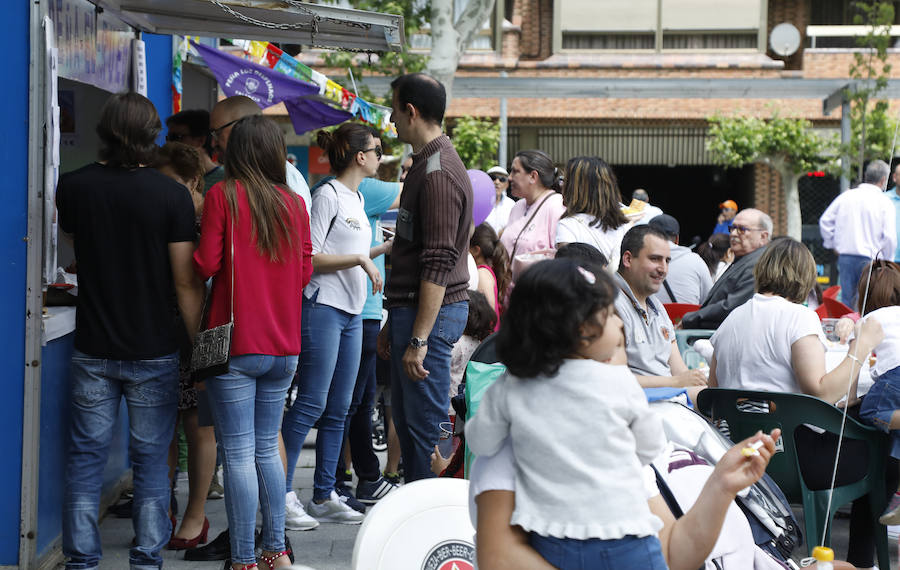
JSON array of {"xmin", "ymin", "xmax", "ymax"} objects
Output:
[{"xmin": 234, "ymin": 39, "xmax": 395, "ymax": 137}]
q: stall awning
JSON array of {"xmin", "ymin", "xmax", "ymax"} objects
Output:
[{"xmin": 91, "ymin": 0, "xmax": 404, "ymax": 52}]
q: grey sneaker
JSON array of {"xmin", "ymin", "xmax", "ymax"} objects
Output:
[
  {"xmin": 285, "ymin": 491, "xmax": 319, "ymax": 530},
  {"xmin": 306, "ymin": 490, "xmax": 365, "ymax": 524}
]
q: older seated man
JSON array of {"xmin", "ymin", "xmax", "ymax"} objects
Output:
[
  {"xmin": 681, "ymin": 208, "xmax": 771, "ymax": 329},
  {"xmin": 614, "ymin": 225, "xmax": 707, "ymax": 391}
]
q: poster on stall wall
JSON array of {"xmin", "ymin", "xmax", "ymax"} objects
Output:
[
  {"xmin": 43, "ymin": 16, "xmax": 60, "ymax": 288},
  {"xmin": 49, "ymin": 0, "xmax": 132, "ymax": 94}
]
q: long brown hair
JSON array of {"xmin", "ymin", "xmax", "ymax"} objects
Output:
[
  {"xmin": 562, "ymin": 156, "xmax": 627, "ymax": 231},
  {"xmin": 471, "ymin": 222, "xmax": 510, "ymax": 300},
  {"xmin": 857, "ymin": 260, "xmax": 900, "ymax": 314},
  {"xmin": 223, "ymin": 115, "xmax": 300, "ymax": 261}
]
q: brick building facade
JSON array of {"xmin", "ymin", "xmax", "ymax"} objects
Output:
[{"xmin": 283, "ymin": 0, "xmax": 900, "ymax": 243}]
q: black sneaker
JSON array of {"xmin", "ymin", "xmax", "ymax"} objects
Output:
[
  {"xmin": 334, "ymin": 484, "xmax": 367, "ymax": 514},
  {"xmin": 383, "ymin": 471, "xmax": 402, "ymax": 485},
  {"xmin": 356, "ymin": 476, "xmax": 398, "ymax": 504}
]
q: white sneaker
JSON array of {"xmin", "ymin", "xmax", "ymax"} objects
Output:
[
  {"xmin": 306, "ymin": 490, "xmax": 365, "ymax": 524},
  {"xmin": 285, "ymin": 491, "xmax": 319, "ymax": 530}
]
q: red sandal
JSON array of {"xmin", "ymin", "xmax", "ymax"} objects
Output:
[{"xmin": 258, "ymin": 549, "xmax": 292, "ymax": 569}]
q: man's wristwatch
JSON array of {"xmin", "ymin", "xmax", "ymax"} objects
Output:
[{"xmin": 409, "ymin": 336, "xmax": 428, "ymax": 349}]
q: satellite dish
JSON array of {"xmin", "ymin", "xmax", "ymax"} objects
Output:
[{"xmin": 770, "ymin": 22, "xmax": 801, "ymax": 56}]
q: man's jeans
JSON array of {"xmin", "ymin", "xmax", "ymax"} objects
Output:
[
  {"xmin": 838, "ymin": 253, "xmax": 871, "ymax": 309},
  {"xmin": 389, "ymin": 301, "xmax": 468, "ymax": 482},
  {"xmin": 282, "ymin": 295, "xmax": 362, "ymax": 500},
  {"xmin": 205, "ymin": 354, "xmax": 297, "ymax": 565},
  {"xmin": 63, "ymin": 350, "xmax": 179, "ymax": 570}
]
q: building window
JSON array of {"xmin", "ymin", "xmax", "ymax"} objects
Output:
[
  {"xmin": 557, "ymin": 0, "xmax": 763, "ymax": 52},
  {"xmin": 662, "ymin": 32, "xmax": 758, "ymax": 50},
  {"xmin": 562, "ymin": 33, "xmax": 655, "ymax": 50}
]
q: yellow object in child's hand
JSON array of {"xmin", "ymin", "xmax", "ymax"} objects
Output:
[{"xmin": 741, "ymin": 440, "xmax": 764, "ymax": 457}]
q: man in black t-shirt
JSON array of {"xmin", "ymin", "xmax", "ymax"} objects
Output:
[{"xmin": 55, "ymin": 92, "xmax": 204, "ymax": 570}]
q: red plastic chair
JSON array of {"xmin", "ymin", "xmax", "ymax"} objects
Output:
[
  {"xmin": 663, "ymin": 303, "xmax": 700, "ymax": 325},
  {"xmin": 823, "ymin": 285, "xmax": 840, "ymax": 300},
  {"xmin": 823, "ymin": 296, "xmax": 855, "ymax": 319}
]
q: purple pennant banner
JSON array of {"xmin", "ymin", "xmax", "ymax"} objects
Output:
[
  {"xmin": 192, "ymin": 41, "xmax": 319, "ymax": 108},
  {"xmin": 284, "ymin": 98, "xmax": 353, "ymax": 134}
]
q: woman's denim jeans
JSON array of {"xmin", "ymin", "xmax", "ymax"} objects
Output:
[
  {"xmin": 389, "ymin": 301, "xmax": 468, "ymax": 482},
  {"xmin": 205, "ymin": 354, "xmax": 298, "ymax": 565},
  {"xmin": 63, "ymin": 350, "xmax": 179, "ymax": 570},
  {"xmin": 282, "ymin": 296, "xmax": 362, "ymax": 500}
]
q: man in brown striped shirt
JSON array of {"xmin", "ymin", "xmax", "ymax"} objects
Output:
[{"xmin": 378, "ymin": 73, "xmax": 473, "ymax": 481}]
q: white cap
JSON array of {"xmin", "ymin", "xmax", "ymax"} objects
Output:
[{"xmin": 486, "ymin": 165, "xmax": 508, "ymax": 176}]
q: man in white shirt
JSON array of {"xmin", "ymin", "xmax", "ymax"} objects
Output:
[
  {"xmin": 648, "ymin": 214, "xmax": 712, "ymax": 305},
  {"xmin": 819, "ymin": 159, "xmax": 897, "ymax": 308},
  {"xmin": 483, "ymin": 165, "xmax": 516, "ymax": 232},
  {"xmin": 632, "ymin": 188, "xmax": 664, "ymax": 225},
  {"xmin": 210, "ymin": 95, "xmax": 312, "ymax": 216}
]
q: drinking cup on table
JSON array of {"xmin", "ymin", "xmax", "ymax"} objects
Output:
[{"xmin": 822, "ymin": 318, "xmax": 840, "ymax": 342}]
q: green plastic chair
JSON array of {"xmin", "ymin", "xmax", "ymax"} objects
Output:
[
  {"xmin": 696, "ymin": 388, "xmax": 890, "ymax": 569},
  {"xmin": 675, "ymin": 329, "xmax": 716, "ymax": 369}
]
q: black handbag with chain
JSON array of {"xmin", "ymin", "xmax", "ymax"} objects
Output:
[{"xmin": 191, "ymin": 216, "xmax": 235, "ymax": 382}]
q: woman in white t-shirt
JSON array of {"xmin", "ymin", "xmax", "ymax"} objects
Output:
[
  {"xmin": 709, "ymin": 237, "xmax": 886, "ymax": 570},
  {"xmin": 555, "ymin": 156, "xmax": 631, "ymax": 271},
  {"xmin": 282, "ymin": 124, "xmax": 384, "ymax": 525},
  {"xmin": 709, "ymin": 237, "xmax": 882, "ymax": 402}
]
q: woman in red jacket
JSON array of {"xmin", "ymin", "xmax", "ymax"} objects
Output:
[{"xmin": 193, "ymin": 115, "xmax": 312, "ymax": 570}]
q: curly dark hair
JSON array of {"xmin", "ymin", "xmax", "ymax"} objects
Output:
[
  {"xmin": 465, "ymin": 290, "xmax": 496, "ymax": 341},
  {"xmin": 496, "ymin": 258, "xmax": 617, "ymax": 378}
]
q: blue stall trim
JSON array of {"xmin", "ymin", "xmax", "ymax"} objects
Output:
[
  {"xmin": 144, "ymin": 33, "xmax": 174, "ymax": 144},
  {"xmin": 1, "ymin": 0, "xmax": 30, "ymax": 564}
]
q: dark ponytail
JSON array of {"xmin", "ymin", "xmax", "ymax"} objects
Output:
[
  {"xmin": 316, "ymin": 123, "xmax": 372, "ymax": 175},
  {"xmin": 471, "ymin": 223, "xmax": 511, "ymax": 300},
  {"xmin": 515, "ymin": 150, "xmax": 558, "ymax": 191}
]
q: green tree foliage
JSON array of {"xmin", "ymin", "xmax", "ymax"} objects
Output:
[
  {"xmin": 321, "ymin": 0, "xmax": 430, "ymax": 104},
  {"xmin": 706, "ymin": 115, "xmax": 833, "ymax": 239},
  {"xmin": 846, "ymin": 0, "xmax": 895, "ymax": 179},
  {"xmin": 451, "ymin": 116, "xmax": 500, "ymax": 170}
]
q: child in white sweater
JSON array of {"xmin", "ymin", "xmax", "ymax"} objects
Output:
[{"xmin": 466, "ymin": 258, "xmax": 667, "ymax": 569}]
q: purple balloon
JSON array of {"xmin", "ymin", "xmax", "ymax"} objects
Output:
[{"xmin": 468, "ymin": 169, "xmax": 495, "ymax": 226}]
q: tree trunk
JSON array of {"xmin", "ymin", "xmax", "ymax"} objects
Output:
[
  {"xmin": 428, "ymin": 0, "xmax": 459, "ymax": 102},
  {"xmin": 780, "ymin": 167, "xmax": 803, "ymax": 241},
  {"xmin": 427, "ymin": 0, "xmax": 496, "ymax": 106}
]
